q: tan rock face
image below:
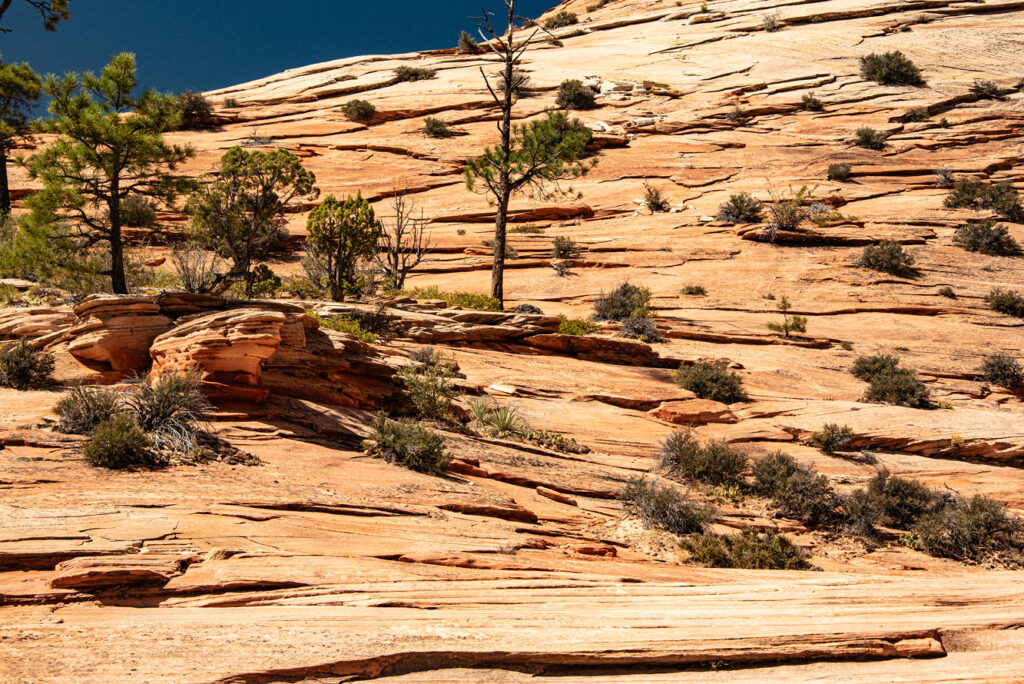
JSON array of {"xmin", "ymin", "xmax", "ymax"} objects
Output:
[{"xmin": 66, "ymin": 295, "xmax": 173, "ymax": 371}]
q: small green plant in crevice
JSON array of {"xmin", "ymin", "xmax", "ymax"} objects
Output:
[
  {"xmin": 767, "ymin": 185, "xmax": 812, "ymax": 232},
  {"xmin": 979, "ymin": 353, "xmax": 1024, "ymax": 391},
  {"xmin": 400, "ymin": 286, "xmax": 502, "ymax": 311},
  {"xmin": 471, "ymin": 400, "xmax": 527, "ymax": 437},
  {"xmin": 643, "ymin": 182, "xmax": 671, "ymax": 213},
  {"xmin": 394, "ymin": 65, "xmax": 436, "ymax": 82},
  {"xmin": 223, "ymin": 97, "xmax": 240, "ymax": 108},
  {"xmin": 682, "ymin": 530, "xmax": 811, "ymax": 570},
  {"xmin": 681, "ymin": 284, "xmax": 706, "ymax": 296},
  {"xmin": 620, "ymin": 316, "xmax": 662, "ymax": 343},
  {"xmin": 859, "ymin": 50, "xmax": 925, "ymax": 86},
  {"xmin": 969, "ymin": 79, "xmax": 1004, "ymax": 100},
  {"xmin": 398, "ymin": 349, "xmax": 460, "ymax": 422},
  {"xmin": 858, "ymin": 241, "xmax": 915, "ymax": 277},
  {"xmin": 905, "ymin": 107, "xmax": 929, "ymax": 122},
  {"xmin": 621, "ymin": 477, "xmax": 714, "ymax": 536},
  {"xmin": 717, "ymin": 193, "xmax": 764, "ymax": 223},
  {"xmin": 544, "ymin": 10, "xmax": 578, "ymax": 29},
  {"xmin": 761, "ymin": 10, "xmax": 782, "ymax": 32},
  {"xmin": 854, "ymin": 126, "xmax": 888, "ymax": 150},
  {"xmin": 82, "ymin": 414, "xmax": 160, "ymax": 470},
  {"xmin": 985, "ymin": 288, "xmax": 1024, "ymax": 318},
  {"xmin": 674, "ymin": 360, "xmax": 749, "ymax": 404},
  {"xmin": 511, "ymin": 224, "xmax": 545, "ymax": 234},
  {"xmin": 423, "ymin": 117, "xmax": 452, "ymax": 138},
  {"xmin": 938, "ymin": 286, "xmax": 956, "ymax": 298},
  {"xmin": 309, "ymin": 311, "xmax": 376, "ymax": 343},
  {"xmin": 827, "ymin": 162, "xmax": 852, "ymax": 181},
  {"xmin": 801, "ymin": 93, "xmax": 823, "ymax": 112},
  {"xmin": 555, "ymin": 79, "xmax": 597, "ymax": 110},
  {"xmin": 935, "ymin": 168, "xmax": 955, "ymax": 188},
  {"xmin": 659, "ymin": 430, "xmax": 748, "ymax": 487},
  {"xmin": 765, "ymin": 295, "xmax": 807, "ymax": 338},
  {"xmin": 343, "ymin": 99, "xmax": 376, "ymax": 122},
  {"xmin": 54, "ymin": 385, "xmax": 121, "ymax": 435},
  {"xmin": 364, "ymin": 413, "xmax": 450, "ymax": 475},
  {"xmin": 593, "ymin": 282, "xmax": 650, "ymax": 321},
  {"xmin": 551, "ymin": 235, "xmax": 581, "ymax": 259},
  {"xmin": 558, "ymin": 314, "xmax": 599, "ymax": 335},
  {"xmin": 850, "ymin": 353, "xmax": 930, "ymax": 408},
  {"xmin": 808, "ymin": 423, "xmax": 854, "ymax": 454},
  {"xmin": 0, "ymin": 340, "xmax": 55, "ymax": 390},
  {"xmin": 952, "ymin": 220, "xmax": 1019, "ymax": 256}
]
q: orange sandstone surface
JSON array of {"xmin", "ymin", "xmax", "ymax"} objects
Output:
[{"xmin": 3, "ymin": 0, "xmax": 1024, "ymax": 681}]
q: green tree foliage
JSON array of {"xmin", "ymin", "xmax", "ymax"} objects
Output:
[
  {"xmin": 0, "ymin": 0, "xmax": 70, "ymax": 32},
  {"xmin": 187, "ymin": 146, "xmax": 317, "ymax": 295},
  {"xmin": 21, "ymin": 53, "xmax": 193, "ymax": 294},
  {"xmin": 305, "ymin": 193, "xmax": 381, "ymax": 301},
  {"xmin": 0, "ymin": 57, "xmax": 41, "ymax": 214}
]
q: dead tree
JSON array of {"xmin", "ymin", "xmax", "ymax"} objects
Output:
[{"xmin": 375, "ymin": 192, "xmax": 432, "ymax": 290}]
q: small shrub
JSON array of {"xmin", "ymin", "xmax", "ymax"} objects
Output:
[
  {"xmin": 594, "ymin": 282, "xmax": 650, "ymax": 321},
  {"xmin": 859, "ymin": 51, "xmax": 925, "ymax": 86},
  {"xmin": 366, "ymin": 413, "xmax": 450, "ymax": 475},
  {"xmin": 556, "ymin": 79, "xmax": 597, "ymax": 110},
  {"xmin": 935, "ymin": 168, "xmax": 955, "ymax": 188},
  {"xmin": 858, "ymin": 241, "xmax": 915, "ymax": 276},
  {"xmin": 850, "ymin": 354, "xmax": 901, "ymax": 382},
  {"xmin": 0, "ymin": 340, "xmax": 54, "ymax": 390},
  {"xmin": 82, "ymin": 414, "xmax": 157, "ymax": 469},
  {"xmin": 511, "ymin": 224, "xmax": 544, "ymax": 234},
  {"xmin": 682, "ymin": 284, "xmax": 706, "ymax": 295},
  {"xmin": 969, "ymin": 79, "xmax": 1004, "ymax": 100},
  {"xmin": 938, "ymin": 286, "xmax": 956, "ymax": 298},
  {"xmin": 827, "ymin": 163, "xmax": 852, "ymax": 181},
  {"xmin": 863, "ymin": 367, "xmax": 930, "ymax": 408},
  {"xmin": 343, "ymin": 99, "xmax": 376, "ymax": 122},
  {"xmin": 621, "ymin": 477, "xmax": 714, "ymax": 536},
  {"xmin": 398, "ymin": 350, "xmax": 460, "ymax": 421},
  {"xmin": 643, "ymin": 182, "xmax": 671, "ymax": 213},
  {"xmin": 659, "ymin": 430, "xmax": 748, "ymax": 487},
  {"xmin": 866, "ymin": 472, "xmax": 944, "ymax": 530},
  {"xmin": 544, "ymin": 10, "xmax": 578, "ymax": 29},
  {"xmin": 170, "ymin": 241, "xmax": 222, "ymax": 293},
  {"xmin": 243, "ymin": 264, "xmax": 282, "ymax": 299},
  {"xmin": 674, "ymin": 360, "xmax": 748, "ymax": 403},
  {"xmin": 765, "ymin": 295, "xmax": 807, "ymax": 338},
  {"xmin": 174, "ymin": 90, "xmax": 215, "ymax": 129},
  {"xmin": 125, "ymin": 372, "xmax": 210, "ymax": 452},
  {"xmin": 953, "ymin": 220, "xmax": 1019, "ymax": 256},
  {"xmin": 310, "ymin": 312, "xmax": 376, "ymax": 343},
  {"xmin": 223, "ymin": 97, "xmax": 240, "ymax": 108},
  {"xmin": 474, "ymin": 402, "xmax": 527, "ymax": 437},
  {"xmin": 854, "ymin": 126, "xmax": 888, "ymax": 150},
  {"xmin": 514, "ymin": 303, "xmax": 543, "ymax": 314},
  {"xmin": 913, "ymin": 494, "xmax": 1022, "ymax": 562},
  {"xmin": 750, "ymin": 451, "xmax": 802, "ymax": 497},
  {"xmin": 0, "ymin": 283, "xmax": 20, "ymax": 305},
  {"xmin": 944, "ymin": 179, "xmax": 1024, "ymax": 222},
  {"xmin": 809, "ymin": 423, "xmax": 854, "ymax": 454},
  {"xmin": 801, "ymin": 93, "xmax": 823, "ymax": 112},
  {"xmin": 767, "ymin": 186, "xmax": 811, "ymax": 232},
  {"xmin": 683, "ymin": 530, "xmax": 811, "ymax": 570},
  {"xmin": 551, "ymin": 235, "xmax": 581, "ymax": 259},
  {"xmin": 54, "ymin": 385, "xmax": 121, "ymax": 435},
  {"xmin": 717, "ymin": 193, "xmax": 764, "ymax": 223},
  {"xmin": 558, "ymin": 315, "xmax": 599, "ymax": 335},
  {"xmin": 726, "ymin": 106, "xmax": 747, "ymax": 123},
  {"xmin": 423, "ymin": 117, "xmax": 452, "ymax": 138},
  {"xmin": 457, "ymin": 30, "xmax": 480, "ymax": 53},
  {"xmin": 985, "ymin": 288, "xmax": 1024, "ymax": 318},
  {"xmin": 905, "ymin": 107, "xmax": 928, "ymax": 122},
  {"xmin": 979, "ymin": 353, "xmax": 1024, "ymax": 390},
  {"xmin": 402, "ymin": 286, "xmax": 501, "ymax": 311},
  {"xmin": 394, "ymin": 66, "xmax": 436, "ymax": 83},
  {"xmin": 767, "ymin": 461, "xmax": 841, "ymax": 527},
  {"xmin": 620, "ymin": 316, "xmax": 662, "ymax": 343},
  {"xmin": 119, "ymin": 196, "xmax": 158, "ymax": 228}
]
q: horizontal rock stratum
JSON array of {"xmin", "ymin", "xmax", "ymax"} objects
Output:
[{"xmin": 3, "ymin": 0, "xmax": 1024, "ymax": 681}]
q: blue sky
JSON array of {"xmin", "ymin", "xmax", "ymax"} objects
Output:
[{"xmin": 1, "ymin": 1, "xmax": 557, "ymax": 94}]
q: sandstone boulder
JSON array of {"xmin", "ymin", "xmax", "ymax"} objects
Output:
[{"xmin": 67, "ymin": 295, "xmax": 173, "ymax": 371}]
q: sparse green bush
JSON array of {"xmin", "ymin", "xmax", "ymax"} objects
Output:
[
  {"xmin": 174, "ymin": 90, "xmax": 215, "ymax": 129},
  {"xmin": 556, "ymin": 79, "xmax": 597, "ymax": 110},
  {"xmin": 758, "ymin": 454, "xmax": 842, "ymax": 527},
  {"xmin": 643, "ymin": 182, "xmax": 671, "ymax": 212},
  {"xmin": 863, "ymin": 366, "xmax": 930, "ymax": 408},
  {"xmin": 558, "ymin": 315, "xmax": 599, "ymax": 335},
  {"xmin": 394, "ymin": 65, "xmax": 436, "ymax": 82},
  {"xmin": 953, "ymin": 220, "xmax": 1019, "ymax": 256},
  {"xmin": 0, "ymin": 283, "xmax": 19, "ymax": 304},
  {"xmin": 905, "ymin": 107, "xmax": 928, "ymax": 122},
  {"xmin": 859, "ymin": 51, "xmax": 925, "ymax": 86},
  {"xmin": 851, "ymin": 354, "xmax": 900, "ymax": 382},
  {"xmin": 717, "ymin": 193, "xmax": 764, "ymax": 223},
  {"xmin": 682, "ymin": 284, "xmax": 706, "ymax": 296},
  {"xmin": 674, "ymin": 360, "xmax": 748, "ymax": 403},
  {"xmin": 511, "ymin": 224, "xmax": 544, "ymax": 234},
  {"xmin": 767, "ymin": 186, "xmax": 811, "ymax": 231},
  {"xmin": 343, "ymin": 99, "xmax": 376, "ymax": 122},
  {"xmin": 398, "ymin": 349, "xmax": 460, "ymax": 421},
  {"xmin": 593, "ymin": 282, "xmax": 650, "ymax": 321},
  {"xmin": 858, "ymin": 241, "xmax": 915, "ymax": 276},
  {"xmin": 54, "ymin": 385, "xmax": 121, "ymax": 435},
  {"xmin": 620, "ymin": 316, "xmax": 662, "ymax": 343},
  {"xmin": 683, "ymin": 530, "xmax": 811, "ymax": 570},
  {"xmin": 457, "ymin": 30, "xmax": 480, "ymax": 53},
  {"xmin": 0, "ymin": 340, "xmax": 54, "ymax": 390},
  {"xmin": 801, "ymin": 93, "xmax": 823, "ymax": 112},
  {"xmin": 969, "ymin": 79, "xmax": 1004, "ymax": 100},
  {"xmin": 423, "ymin": 117, "xmax": 452, "ymax": 138},
  {"xmin": 544, "ymin": 10, "xmax": 578, "ymax": 29},
  {"xmin": 125, "ymin": 371, "xmax": 210, "ymax": 453},
  {"xmin": 402, "ymin": 286, "xmax": 502, "ymax": 311},
  {"xmin": 985, "ymin": 288, "xmax": 1024, "ymax": 318},
  {"xmin": 913, "ymin": 494, "xmax": 1023, "ymax": 562},
  {"xmin": 828, "ymin": 163, "xmax": 852, "ymax": 181},
  {"xmin": 809, "ymin": 423, "xmax": 854, "ymax": 454},
  {"xmin": 659, "ymin": 430, "xmax": 748, "ymax": 487},
  {"xmin": 761, "ymin": 11, "xmax": 782, "ymax": 32},
  {"xmin": 979, "ymin": 353, "xmax": 1024, "ymax": 390},
  {"xmin": 865, "ymin": 472, "xmax": 944, "ymax": 530},
  {"xmin": 82, "ymin": 414, "xmax": 157, "ymax": 469},
  {"xmin": 750, "ymin": 451, "xmax": 801, "ymax": 496},
  {"xmin": 765, "ymin": 295, "xmax": 807, "ymax": 337},
  {"xmin": 854, "ymin": 126, "xmax": 888, "ymax": 150},
  {"xmin": 223, "ymin": 97, "xmax": 240, "ymax": 108},
  {"xmin": 310, "ymin": 312, "xmax": 376, "ymax": 343},
  {"xmin": 621, "ymin": 477, "xmax": 714, "ymax": 535},
  {"xmin": 938, "ymin": 286, "xmax": 956, "ymax": 298},
  {"xmin": 474, "ymin": 402, "xmax": 527, "ymax": 437},
  {"xmin": 944, "ymin": 179, "xmax": 1024, "ymax": 222},
  {"xmin": 366, "ymin": 413, "xmax": 450, "ymax": 475},
  {"xmin": 551, "ymin": 235, "xmax": 581, "ymax": 259},
  {"xmin": 119, "ymin": 195, "xmax": 158, "ymax": 228}
]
